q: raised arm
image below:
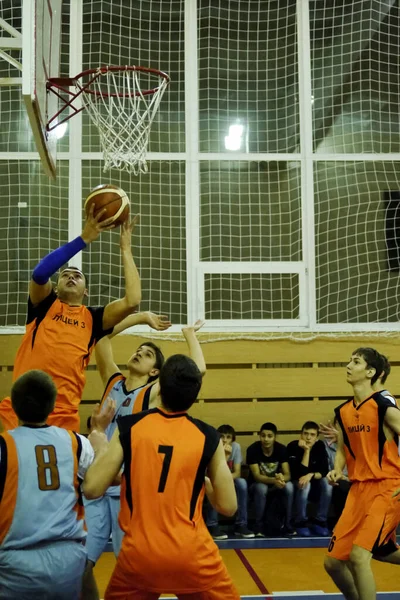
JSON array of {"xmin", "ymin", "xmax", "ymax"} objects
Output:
[
  {"xmin": 102, "ymin": 217, "xmax": 142, "ymax": 330},
  {"xmin": 181, "ymin": 319, "xmax": 206, "ymax": 376},
  {"xmin": 29, "ymin": 204, "xmax": 114, "ymax": 306},
  {"xmin": 148, "ymin": 319, "xmax": 206, "ymax": 407},
  {"xmin": 108, "ymin": 311, "xmax": 171, "ymax": 338},
  {"xmin": 95, "ymin": 311, "xmax": 172, "ymax": 386}
]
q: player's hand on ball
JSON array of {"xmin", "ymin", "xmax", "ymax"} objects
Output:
[
  {"xmin": 82, "ymin": 203, "xmax": 116, "ymax": 244},
  {"xmin": 145, "ymin": 312, "xmax": 172, "ymax": 331}
]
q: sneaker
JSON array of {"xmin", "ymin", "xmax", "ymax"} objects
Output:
[
  {"xmin": 296, "ymin": 525, "xmax": 311, "ymax": 537},
  {"xmin": 234, "ymin": 525, "xmax": 255, "ymax": 538},
  {"xmin": 310, "ymin": 522, "xmax": 330, "ymax": 536},
  {"xmin": 282, "ymin": 525, "xmax": 297, "ymax": 537},
  {"xmin": 208, "ymin": 525, "xmax": 228, "ymax": 540},
  {"xmin": 253, "ymin": 526, "xmax": 265, "ymax": 538}
]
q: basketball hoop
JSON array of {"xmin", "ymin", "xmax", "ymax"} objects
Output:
[{"xmin": 47, "ymin": 66, "xmax": 170, "ymax": 175}]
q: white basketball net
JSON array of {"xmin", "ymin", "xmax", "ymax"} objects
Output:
[{"xmin": 76, "ymin": 68, "xmax": 169, "ymax": 175}]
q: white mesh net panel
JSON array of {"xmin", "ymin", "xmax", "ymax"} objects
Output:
[
  {"xmin": 1, "ymin": 0, "xmax": 400, "ymax": 339},
  {"xmin": 76, "ymin": 67, "xmax": 169, "ymax": 174}
]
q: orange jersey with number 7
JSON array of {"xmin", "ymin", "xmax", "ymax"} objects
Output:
[{"xmin": 116, "ymin": 408, "xmax": 229, "ymax": 594}]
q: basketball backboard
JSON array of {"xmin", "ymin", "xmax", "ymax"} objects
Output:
[{"xmin": 22, "ymin": 0, "xmax": 62, "ymax": 179}]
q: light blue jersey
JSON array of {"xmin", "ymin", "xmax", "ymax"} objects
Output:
[
  {"xmin": 0, "ymin": 425, "xmax": 93, "ymax": 550},
  {"xmin": 101, "ymin": 373, "xmax": 154, "ymax": 497}
]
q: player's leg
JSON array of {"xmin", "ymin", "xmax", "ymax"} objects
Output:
[
  {"xmin": 105, "ymin": 588, "xmax": 159, "ymax": 600},
  {"xmin": 324, "ymin": 482, "xmax": 366, "ymax": 598},
  {"xmin": 340, "ymin": 479, "xmax": 400, "ymax": 600},
  {"xmin": 82, "ymin": 496, "xmax": 113, "ymax": 600},
  {"xmin": 104, "ymin": 562, "xmax": 159, "ymax": 600},
  {"xmin": 177, "ymin": 568, "xmax": 240, "ymax": 600},
  {"xmin": 323, "ymin": 556, "xmax": 359, "ymax": 600},
  {"xmin": 82, "ymin": 561, "xmax": 100, "ymax": 600},
  {"xmin": 375, "ymin": 548, "xmax": 400, "ymax": 564},
  {"xmin": 348, "ymin": 545, "xmax": 375, "ymax": 600},
  {"xmin": 109, "ymin": 495, "xmax": 124, "ymax": 556}
]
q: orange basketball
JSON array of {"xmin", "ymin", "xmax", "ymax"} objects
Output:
[{"xmin": 84, "ymin": 184, "xmax": 130, "ymax": 226}]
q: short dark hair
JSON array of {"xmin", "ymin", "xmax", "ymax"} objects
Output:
[
  {"xmin": 379, "ymin": 353, "xmax": 391, "ymax": 384},
  {"xmin": 58, "ymin": 266, "xmax": 88, "ymax": 287},
  {"xmin": 137, "ymin": 342, "xmax": 164, "ymax": 383},
  {"xmin": 260, "ymin": 422, "xmax": 277, "ymax": 436},
  {"xmin": 11, "ymin": 370, "xmax": 56, "ymax": 423},
  {"xmin": 217, "ymin": 424, "xmax": 236, "ymax": 441},
  {"xmin": 302, "ymin": 421, "xmax": 319, "ymax": 434},
  {"xmin": 353, "ymin": 347, "xmax": 386, "ymax": 385},
  {"xmin": 159, "ymin": 354, "xmax": 202, "ymax": 412}
]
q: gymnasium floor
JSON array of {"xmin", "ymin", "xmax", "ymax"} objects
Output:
[{"xmin": 94, "ymin": 537, "xmax": 400, "ymax": 598}]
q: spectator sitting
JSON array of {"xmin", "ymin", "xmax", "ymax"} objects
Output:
[
  {"xmin": 246, "ymin": 422, "xmax": 294, "ymax": 537},
  {"xmin": 287, "ymin": 421, "xmax": 332, "ymax": 537},
  {"xmin": 206, "ymin": 425, "xmax": 255, "ymax": 540},
  {"xmin": 320, "ymin": 418, "xmax": 351, "ymax": 527}
]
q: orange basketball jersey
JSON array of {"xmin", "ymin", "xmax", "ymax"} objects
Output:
[
  {"xmin": 335, "ymin": 391, "xmax": 400, "ymax": 482},
  {"xmin": 116, "ymin": 408, "xmax": 225, "ymax": 593},
  {"xmin": 11, "ymin": 290, "xmax": 110, "ymax": 429}
]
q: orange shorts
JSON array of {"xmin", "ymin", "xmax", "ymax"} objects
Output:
[
  {"xmin": 327, "ymin": 479, "xmax": 400, "ymax": 561},
  {"xmin": 0, "ymin": 397, "xmax": 80, "ymax": 432},
  {"xmin": 104, "ymin": 564, "xmax": 240, "ymax": 600}
]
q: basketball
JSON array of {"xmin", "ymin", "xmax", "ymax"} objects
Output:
[{"xmin": 84, "ymin": 184, "xmax": 130, "ymax": 226}]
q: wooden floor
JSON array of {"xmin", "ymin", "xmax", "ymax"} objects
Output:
[{"xmin": 94, "ymin": 547, "xmax": 400, "ymax": 597}]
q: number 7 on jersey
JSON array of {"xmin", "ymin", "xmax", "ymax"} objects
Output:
[{"xmin": 158, "ymin": 445, "xmax": 173, "ymax": 492}]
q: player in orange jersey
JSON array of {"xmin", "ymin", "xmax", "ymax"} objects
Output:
[
  {"xmin": 83, "ymin": 353, "xmax": 240, "ymax": 600},
  {"xmin": 324, "ymin": 348, "xmax": 400, "ymax": 600},
  {"xmin": 0, "ymin": 206, "xmax": 141, "ymax": 432}
]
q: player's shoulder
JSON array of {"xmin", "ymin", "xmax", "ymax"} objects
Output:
[
  {"xmin": 184, "ymin": 414, "xmax": 220, "ymax": 439},
  {"xmin": 117, "ymin": 407, "xmax": 158, "ymax": 435},
  {"xmin": 377, "ymin": 389, "xmax": 397, "ymax": 406},
  {"xmin": 372, "ymin": 390, "xmax": 399, "ymax": 409}
]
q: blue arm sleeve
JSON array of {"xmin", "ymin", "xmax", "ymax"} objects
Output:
[{"xmin": 32, "ymin": 236, "xmax": 87, "ymax": 285}]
